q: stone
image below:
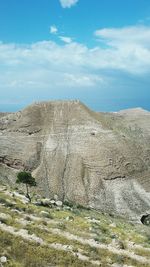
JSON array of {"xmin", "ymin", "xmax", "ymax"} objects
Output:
[
  {"xmin": 0, "ymin": 100, "xmax": 150, "ymax": 220},
  {"xmin": 111, "ymin": 239, "xmax": 125, "ymax": 249},
  {"xmin": 56, "ymin": 200, "xmax": 63, "ymax": 207},
  {"xmin": 40, "ymin": 211, "xmax": 50, "ymax": 217},
  {"xmin": 0, "ymin": 213, "xmax": 11, "ymax": 223},
  {"xmin": 54, "ymin": 194, "xmax": 58, "ymax": 201},
  {"xmin": 12, "ymin": 191, "xmax": 29, "ymax": 204},
  {"xmin": 111, "ymin": 264, "xmax": 122, "ymax": 267},
  {"xmin": 0, "ymin": 256, "xmax": 7, "ymax": 263},
  {"xmin": 32, "ymin": 201, "xmax": 42, "ymax": 206},
  {"xmin": 56, "ymin": 207, "xmax": 61, "ymax": 211},
  {"xmin": 63, "ymin": 206, "xmax": 72, "ymax": 211},
  {"xmin": 109, "ymin": 223, "xmax": 117, "ymax": 228},
  {"xmin": 66, "ymin": 216, "xmax": 74, "ymax": 221},
  {"xmin": 50, "ymin": 200, "xmax": 56, "ymax": 205},
  {"xmin": 88, "ymin": 218, "xmax": 100, "ymax": 224},
  {"xmin": 11, "ymin": 209, "xmax": 22, "ymax": 214},
  {"xmin": 41, "ymin": 198, "xmax": 51, "ymax": 207}
]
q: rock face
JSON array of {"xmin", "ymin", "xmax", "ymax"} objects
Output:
[{"xmin": 0, "ymin": 100, "xmax": 150, "ymax": 219}]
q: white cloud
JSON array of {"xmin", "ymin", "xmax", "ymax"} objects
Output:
[
  {"xmin": 59, "ymin": 36, "xmax": 72, "ymax": 43},
  {"xmin": 94, "ymin": 25, "xmax": 150, "ymax": 73},
  {"xmin": 63, "ymin": 73, "xmax": 103, "ymax": 87},
  {"xmin": 0, "ymin": 25, "xmax": 150, "ymax": 105},
  {"xmin": 0, "ymin": 41, "xmax": 102, "ymax": 92},
  {"xmin": 95, "ymin": 26, "xmax": 150, "ymax": 48},
  {"xmin": 50, "ymin": 25, "xmax": 58, "ymax": 34},
  {"xmin": 59, "ymin": 0, "xmax": 78, "ymax": 8},
  {"xmin": 1, "ymin": 26, "xmax": 150, "ymax": 77}
]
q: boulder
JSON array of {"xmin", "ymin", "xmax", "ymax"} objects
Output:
[
  {"xmin": 56, "ymin": 200, "xmax": 63, "ymax": 207},
  {"xmin": 0, "ymin": 213, "xmax": 11, "ymax": 223},
  {"xmin": 0, "ymin": 256, "xmax": 7, "ymax": 263},
  {"xmin": 40, "ymin": 211, "xmax": 50, "ymax": 217},
  {"xmin": 50, "ymin": 200, "xmax": 56, "ymax": 205},
  {"xmin": 40, "ymin": 198, "xmax": 52, "ymax": 207},
  {"xmin": 54, "ymin": 194, "xmax": 58, "ymax": 201}
]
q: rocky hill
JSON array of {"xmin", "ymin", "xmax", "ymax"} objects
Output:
[{"xmin": 0, "ymin": 100, "xmax": 150, "ymax": 220}]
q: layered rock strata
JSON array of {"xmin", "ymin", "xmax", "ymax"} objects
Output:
[{"xmin": 0, "ymin": 100, "xmax": 150, "ymax": 219}]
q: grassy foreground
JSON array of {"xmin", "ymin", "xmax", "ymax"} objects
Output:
[{"xmin": 0, "ymin": 185, "xmax": 150, "ymax": 267}]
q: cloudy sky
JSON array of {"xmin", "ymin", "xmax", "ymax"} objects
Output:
[{"xmin": 0, "ymin": 0, "xmax": 150, "ymax": 112}]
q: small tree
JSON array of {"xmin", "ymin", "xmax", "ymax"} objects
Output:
[{"xmin": 16, "ymin": 171, "xmax": 36, "ymax": 202}]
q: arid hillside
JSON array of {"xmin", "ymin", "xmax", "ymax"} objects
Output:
[
  {"xmin": 0, "ymin": 100, "xmax": 150, "ymax": 220},
  {"xmin": 0, "ymin": 185, "xmax": 150, "ymax": 267}
]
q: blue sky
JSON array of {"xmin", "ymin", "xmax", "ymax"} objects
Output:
[{"xmin": 0, "ymin": 0, "xmax": 150, "ymax": 112}]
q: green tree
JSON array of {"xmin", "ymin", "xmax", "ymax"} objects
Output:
[{"xmin": 16, "ymin": 171, "xmax": 36, "ymax": 202}]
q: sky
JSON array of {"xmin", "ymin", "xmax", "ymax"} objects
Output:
[{"xmin": 0, "ymin": 0, "xmax": 150, "ymax": 112}]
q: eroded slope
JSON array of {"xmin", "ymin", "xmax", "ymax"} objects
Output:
[{"xmin": 0, "ymin": 101, "xmax": 150, "ymax": 219}]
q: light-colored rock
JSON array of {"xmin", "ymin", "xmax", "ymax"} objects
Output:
[
  {"xmin": 66, "ymin": 216, "xmax": 74, "ymax": 221},
  {"xmin": 12, "ymin": 191, "xmax": 29, "ymax": 204},
  {"xmin": 0, "ymin": 256, "xmax": 7, "ymax": 263},
  {"xmin": 0, "ymin": 100, "xmax": 150, "ymax": 219},
  {"xmin": 63, "ymin": 206, "xmax": 72, "ymax": 211},
  {"xmin": 41, "ymin": 198, "xmax": 51, "ymax": 206},
  {"xmin": 111, "ymin": 239, "xmax": 125, "ymax": 249},
  {"xmin": 11, "ymin": 209, "xmax": 22, "ymax": 214},
  {"xmin": 15, "ymin": 218, "xmax": 29, "ymax": 226},
  {"xmin": 110, "ymin": 223, "xmax": 117, "ymax": 228},
  {"xmin": 56, "ymin": 200, "xmax": 63, "ymax": 207},
  {"xmin": 88, "ymin": 218, "xmax": 100, "ymax": 224},
  {"xmin": 40, "ymin": 211, "xmax": 50, "ymax": 217},
  {"xmin": 50, "ymin": 200, "xmax": 56, "ymax": 205},
  {"xmin": 54, "ymin": 194, "xmax": 58, "ymax": 201},
  {"xmin": 0, "ymin": 213, "xmax": 11, "ymax": 222}
]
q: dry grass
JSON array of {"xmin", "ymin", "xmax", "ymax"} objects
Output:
[{"xmin": 0, "ymin": 185, "xmax": 150, "ymax": 267}]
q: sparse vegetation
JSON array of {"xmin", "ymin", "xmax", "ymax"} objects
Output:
[{"xmin": 0, "ymin": 185, "xmax": 150, "ymax": 267}]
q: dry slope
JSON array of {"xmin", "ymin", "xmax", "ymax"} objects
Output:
[{"xmin": 0, "ymin": 100, "xmax": 150, "ymax": 220}]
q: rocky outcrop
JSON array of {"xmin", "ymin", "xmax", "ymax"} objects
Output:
[{"xmin": 0, "ymin": 100, "xmax": 150, "ymax": 219}]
